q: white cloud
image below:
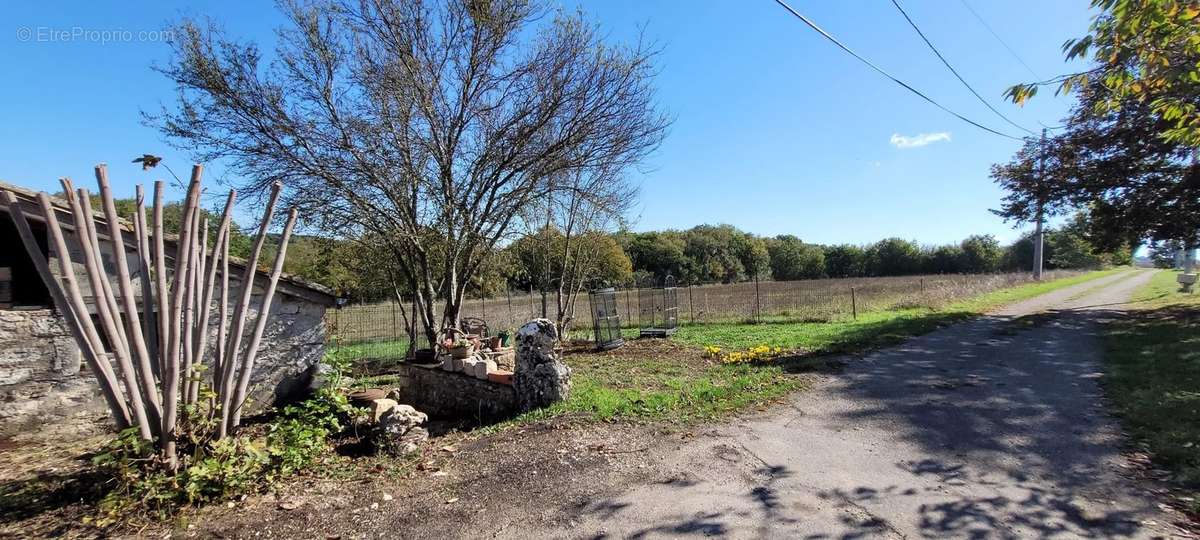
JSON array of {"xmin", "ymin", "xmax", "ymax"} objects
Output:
[{"xmin": 890, "ymin": 132, "xmax": 951, "ymax": 149}]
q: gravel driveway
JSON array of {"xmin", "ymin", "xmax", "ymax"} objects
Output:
[{"xmin": 519, "ymin": 269, "xmax": 1189, "ymax": 539}]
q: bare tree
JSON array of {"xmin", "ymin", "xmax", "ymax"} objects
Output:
[
  {"xmin": 150, "ymin": 0, "xmax": 669, "ymax": 346},
  {"xmin": 517, "ymin": 167, "xmax": 635, "ymax": 334}
]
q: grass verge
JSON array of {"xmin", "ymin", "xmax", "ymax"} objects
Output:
[{"xmin": 1102, "ymin": 269, "xmax": 1200, "ymax": 514}]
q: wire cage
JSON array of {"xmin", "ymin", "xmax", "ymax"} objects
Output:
[
  {"xmin": 638, "ymin": 275, "xmax": 679, "ymax": 337},
  {"xmin": 587, "ymin": 287, "xmax": 624, "ymax": 351}
]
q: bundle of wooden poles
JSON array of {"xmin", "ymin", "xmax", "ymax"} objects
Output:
[{"xmin": 2, "ymin": 164, "xmax": 296, "ymax": 468}]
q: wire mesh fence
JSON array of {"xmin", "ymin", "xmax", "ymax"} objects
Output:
[{"xmin": 326, "ymin": 270, "xmax": 1079, "ymax": 366}]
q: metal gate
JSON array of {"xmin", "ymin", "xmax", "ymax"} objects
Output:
[
  {"xmin": 588, "ymin": 287, "xmax": 624, "ymax": 350},
  {"xmin": 638, "ymin": 275, "xmax": 679, "ymax": 337}
]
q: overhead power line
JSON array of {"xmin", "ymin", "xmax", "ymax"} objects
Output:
[
  {"xmin": 770, "ymin": 0, "xmax": 1024, "ymax": 141},
  {"xmin": 890, "ymin": 0, "xmax": 1036, "ymax": 136},
  {"xmin": 958, "ymin": 0, "xmax": 1041, "ymax": 80}
]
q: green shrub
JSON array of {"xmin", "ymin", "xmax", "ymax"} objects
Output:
[
  {"xmin": 267, "ymin": 386, "xmax": 354, "ymax": 474},
  {"xmin": 90, "ymin": 355, "xmax": 356, "ymax": 524}
]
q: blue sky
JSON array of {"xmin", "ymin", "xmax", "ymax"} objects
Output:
[{"xmin": 1, "ymin": 1, "xmax": 1092, "ymax": 246}]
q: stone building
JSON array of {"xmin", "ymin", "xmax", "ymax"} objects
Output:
[{"xmin": 0, "ymin": 181, "xmax": 336, "ymax": 439}]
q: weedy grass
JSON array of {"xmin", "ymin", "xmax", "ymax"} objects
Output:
[
  {"xmin": 477, "ymin": 357, "xmax": 804, "ymax": 435},
  {"xmin": 1103, "ymin": 269, "xmax": 1200, "ymax": 513}
]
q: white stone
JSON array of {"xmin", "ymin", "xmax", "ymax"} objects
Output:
[
  {"xmin": 369, "ymin": 398, "xmax": 398, "ymax": 423},
  {"xmin": 472, "ymin": 359, "xmax": 491, "ymax": 380}
]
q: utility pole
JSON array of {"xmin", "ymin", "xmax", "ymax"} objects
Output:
[{"xmin": 1033, "ymin": 128, "xmax": 1047, "ymax": 280}]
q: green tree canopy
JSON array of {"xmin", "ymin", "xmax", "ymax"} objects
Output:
[
  {"xmin": 867, "ymin": 238, "xmax": 923, "ymax": 276},
  {"xmin": 824, "ymin": 244, "xmax": 868, "ymax": 278},
  {"xmin": 1007, "ymin": 0, "xmax": 1200, "ymax": 146},
  {"xmin": 959, "ymin": 234, "xmax": 1003, "ymax": 274},
  {"xmin": 766, "ymin": 235, "xmax": 825, "ymax": 281}
]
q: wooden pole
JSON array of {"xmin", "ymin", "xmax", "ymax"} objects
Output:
[
  {"xmin": 36, "ymin": 192, "xmax": 126, "ymax": 399},
  {"xmin": 74, "ymin": 188, "xmax": 132, "ymax": 359},
  {"xmin": 218, "ymin": 182, "xmax": 282, "ymax": 437},
  {"xmin": 181, "ymin": 205, "xmax": 202, "ymax": 403},
  {"xmin": 162, "ymin": 170, "xmax": 203, "ymax": 466},
  {"xmin": 213, "ymin": 217, "xmax": 231, "ymax": 411},
  {"xmin": 230, "ymin": 208, "xmax": 297, "ymax": 427},
  {"xmin": 180, "ymin": 206, "xmax": 204, "ymax": 405},
  {"xmin": 72, "ymin": 186, "xmax": 154, "ymax": 440},
  {"xmin": 96, "ymin": 165, "xmax": 163, "ymax": 430},
  {"xmin": 506, "ymin": 288, "xmax": 513, "ymax": 329},
  {"xmin": 152, "ymin": 182, "xmax": 170, "ymax": 380},
  {"xmin": 851, "ymin": 287, "xmax": 857, "ymax": 321},
  {"xmin": 754, "ymin": 274, "xmax": 762, "ymax": 323},
  {"xmin": 4, "ymin": 191, "xmax": 132, "ymax": 429},
  {"xmin": 132, "ymin": 186, "xmax": 159, "ymax": 379},
  {"xmin": 201, "ymin": 197, "xmax": 234, "ymax": 399},
  {"xmin": 392, "ymin": 298, "xmax": 399, "ymax": 344},
  {"xmin": 688, "ymin": 285, "xmax": 694, "ymax": 325}
]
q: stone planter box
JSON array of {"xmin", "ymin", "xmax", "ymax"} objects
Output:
[{"xmin": 383, "ymin": 362, "xmax": 517, "ymax": 423}]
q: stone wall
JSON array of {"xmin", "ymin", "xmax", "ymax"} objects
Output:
[
  {"xmin": 227, "ymin": 293, "xmax": 329, "ymax": 412},
  {"xmin": 0, "ymin": 309, "xmax": 107, "ymax": 439},
  {"xmin": 0, "ymin": 293, "xmax": 328, "ymax": 440},
  {"xmin": 384, "ymin": 363, "xmax": 516, "ymax": 424}
]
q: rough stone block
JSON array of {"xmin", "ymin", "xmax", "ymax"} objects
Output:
[
  {"xmin": 370, "ymin": 398, "xmax": 398, "ymax": 422},
  {"xmin": 487, "ymin": 370, "xmax": 513, "ymax": 385},
  {"xmin": 514, "ymin": 319, "xmax": 571, "ymax": 412}
]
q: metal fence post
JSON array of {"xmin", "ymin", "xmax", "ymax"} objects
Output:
[
  {"xmin": 754, "ymin": 274, "xmax": 762, "ymax": 323},
  {"xmin": 851, "ymin": 287, "xmax": 857, "ymax": 320},
  {"xmin": 626, "ymin": 288, "xmax": 633, "ymax": 327},
  {"xmin": 506, "ymin": 288, "xmax": 513, "ymax": 329},
  {"xmin": 391, "ymin": 299, "xmax": 398, "ymax": 345},
  {"xmin": 688, "ymin": 284, "xmax": 694, "ymax": 325}
]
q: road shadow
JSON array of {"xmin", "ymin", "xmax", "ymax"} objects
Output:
[{"xmin": 812, "ymin": 304, "xmax": 1167, "ymax": 537}]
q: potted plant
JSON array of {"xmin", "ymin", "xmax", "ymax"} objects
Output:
[{"xmin": 448, "ymin": 336, "xmax": 474, "ymax": 359}]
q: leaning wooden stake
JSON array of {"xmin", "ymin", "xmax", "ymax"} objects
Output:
[
  {"xmin": 193, "ymin": 192, "xmax": 235, "ymax": 404},
  {"xmin": 71, "ymin": 185, "xmax": 154, "ymax": 440},
  {"xmin": 133, "ymin": 185, "xmax": 159, "ymax": 378},
  {"xmin": 152, "ymin": 181, "xmax": 170, "ymax": 379},
  {"xmin": 162, "ymin": 170, "xmax": 203, "ymax": 466},
  {"xmin": 230, "ymin": 208, "xmax": 298, "ymax": 428},
  {"xmin": 97, "ymin": 165, "xmax": 163, "ymax": 429},
  {"xmin": 214, "ymin": 215, "xmax": 231, "ymax": 402},
  {"xmin": 218, "ymin": 182, "xmax": 282, "ymax": 438},
  {"xmin": 4, "ymin": 163, "xmax": 297, "ymax": 464},
  {"xmin": 3, "ymin": 191, "xmax": 132, "ymax": 428}
]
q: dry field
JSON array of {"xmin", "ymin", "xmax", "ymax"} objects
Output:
[{"xmin": 327, "ymin": 271, "xmax": 1079, "ymax": 351}]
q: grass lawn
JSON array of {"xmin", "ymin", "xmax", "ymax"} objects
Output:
[
  {"xmin": 473, "ymin": 267, "xmax": 1126, "ymax": 429},
  {"xmin": 1102, "ymin": 269, "xmax": 1200, "ymax": 513}
]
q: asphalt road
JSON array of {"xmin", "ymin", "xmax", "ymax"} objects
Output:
[{"xmin": 530, "ymin": 269, "xmax": 1185, "ymax": 539}]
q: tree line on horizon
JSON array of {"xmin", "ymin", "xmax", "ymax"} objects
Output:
[{"xmin": 269, "ymin": 212, "xmax": 1129, "ymax": 303}]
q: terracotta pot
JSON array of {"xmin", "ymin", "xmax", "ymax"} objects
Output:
[{"xmin": 348, "ymin": 388, "xmax": 386, "ymax": 404}]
